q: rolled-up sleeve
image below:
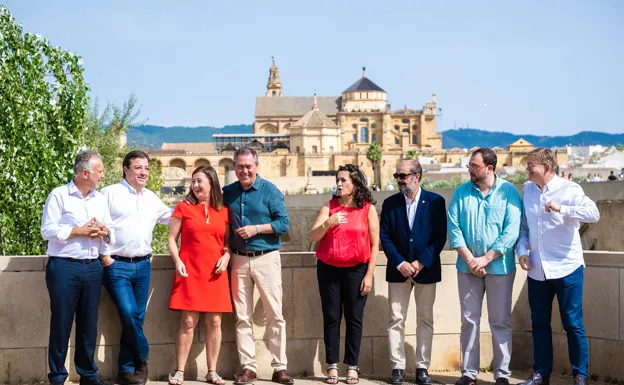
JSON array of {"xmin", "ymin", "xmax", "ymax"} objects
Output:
[
  {"xmin": 41, "ymin": 192, "xmax": 72, "ymax": 243},
  {"xmin": 559, "ymin": 185, "xmax": 600, "ymax": 223},
  {"xmin": 268, "ymin": 187, "xmax": 290, "ymax": 235},
  {"xmin": 447, "ymin": 191, "xmax": 466, "ymax": 249},
  {"xmin": 490, "ymin": 187, "xmax": 522, "ymax": 255}
]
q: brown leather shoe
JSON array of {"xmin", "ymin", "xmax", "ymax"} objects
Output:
[
  {"xmin": 272, "ymin": 370, "xmax": 294, "ymax": 385},
  {"xmin": 235, "ymin": 369, "xmax": 257, "ymax": 385}
]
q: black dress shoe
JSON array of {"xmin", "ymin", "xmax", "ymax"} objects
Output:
[
  {"xmin": 495, "ymin": 378, "xmax": 510, "ymax": 385},
  {"xmin": 390, "ymin": 369, "xmax": 404, "ymax": 385},
  {"xmin": 455, "ymin": 376, "xmax": 477, "ymax": 385},
  {"xmin": 135, "ymin": 360, "xmax": 148, "ymax": 385},
  {"xmin": 118, "ymin": 371, "xmax": 142, "ymax": 385},
  {"xmin": 519, "ymin": 373, "xmax": 550, "ymax": 385},
  {"xmin": 416, "ymin": 369, "xmax": 432, "ymax": 385}
]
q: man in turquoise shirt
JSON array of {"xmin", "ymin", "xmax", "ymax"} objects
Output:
[{"xmin": 447, "ymin": 148, "xmax": 521, "ymax": 385}]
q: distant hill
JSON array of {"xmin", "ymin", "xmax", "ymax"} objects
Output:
[
  {"xmin": 128, "ymin": 124, "xmax": 253, "ymax": 148},
  {"xmin": 127, "ymin": 125, "xmax": 624, "ymax": 150},
  {"xmin": 441, "ymin": 128, "xmax": 624, "ymax": 149}
]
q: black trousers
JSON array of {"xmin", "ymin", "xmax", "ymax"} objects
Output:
[{"xmin": 317, "ymin": 259, "xmax": 368, "ymax": 366}]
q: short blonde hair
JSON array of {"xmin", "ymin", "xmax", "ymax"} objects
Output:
[{"xmin": 528, "ymin": 148, "xmax": 557, "ymax": 173}]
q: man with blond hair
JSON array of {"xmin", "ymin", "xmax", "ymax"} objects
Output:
[{"xmin": 518, "ymin": 148, "xmax": 599, "ymax": 385}]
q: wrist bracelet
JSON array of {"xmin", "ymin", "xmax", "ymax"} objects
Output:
[
  {"xmin": 321, "ymin": 221, "xmax": 328, "ymax": 230},
  {"xmin": 255, "ymin": 224, "xmax": 261, "ymax": 235}
]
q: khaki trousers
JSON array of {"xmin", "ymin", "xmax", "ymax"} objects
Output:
[
  {"xmin": 231, "ymin": 250, "xmax": 287, "ymax": 372},
  {"xmin": 388, "ymin": 279, "xmax": 437, "ymax": 370}
]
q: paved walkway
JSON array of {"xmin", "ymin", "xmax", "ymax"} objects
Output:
[{"xmin": 147, "ymin": 372, "xmax": 605, "ymax": 385}]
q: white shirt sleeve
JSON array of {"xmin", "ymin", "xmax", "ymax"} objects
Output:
[
  {"xmin": 559, "ymin": 184, "xmax": 600, "ymax": 223},
  {"xmin": 40, "ymin": 192, "xmax": 73, "ymax": 243}
]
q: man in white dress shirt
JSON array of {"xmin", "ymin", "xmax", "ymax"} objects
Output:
[
  {"xmin": 517, "ymin": 148, "xmax": 599, "ymax": 385},
  {"xmin": 41, "ymin": 149, "xmax": 113, "ymax": 385},
  {"xmin": 101, "ymin": 150, "xmax": 172, "ymax": 385}
]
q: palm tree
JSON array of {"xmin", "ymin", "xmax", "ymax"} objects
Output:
[
  {"xmin": 404, "ymin": 149, "xmax": 420, "ymax": 160},
  {"xmin": 366, "ymin": 142, "xmax": 383, "ymax": 187}
]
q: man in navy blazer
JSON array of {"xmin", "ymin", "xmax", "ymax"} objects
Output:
[{"xmin": 380, "ymin": 160, "xmax": 447, "ymax": 385}]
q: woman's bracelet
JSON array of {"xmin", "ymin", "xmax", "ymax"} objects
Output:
[{"xmin": 321, "ymin": 221, "xmax": 329, "ymax": 230}]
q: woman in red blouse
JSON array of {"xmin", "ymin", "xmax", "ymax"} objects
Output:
[
  {"xmin": 167, "ymin": 166, "xmax": 231, "ymax": 385},
  {"xmin": 309, "ymin": 164, "xmax": 380, "ymax": 384}
]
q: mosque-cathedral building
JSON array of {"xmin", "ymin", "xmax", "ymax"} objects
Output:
[{"xmin": 148, "ymin": 59, "xmax": 566, "ymax": 186}]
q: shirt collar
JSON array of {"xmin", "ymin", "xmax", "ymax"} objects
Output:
[
  {"xmin": 471, "ymin": 174, "xmax": 501, "ymax": 194},
  {"xmin": 121, "ymin": 178, "xmax": 143, "ymax": 195},
  {"xmin": 238, "ymin": 174, "xmax": 263, "ymax": 192},
  {"xmin": 404, "ymin": 186, "xmax": 422, "ymax": 205},
  {"xmin": 542, "ymin": 175, "xmax": 563, "ymax": 192},
  {"xmin": 68, "ymin": 179, "xmax": 97, "ymax": 199}
]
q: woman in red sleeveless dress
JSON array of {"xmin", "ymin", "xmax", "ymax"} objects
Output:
[
  {"xmin": 167, "ymin": 166, "xmax": 231, "ymax": 385},
  {"xmin": 309, "ymin": 164, "xmax": 380, "ymax": 385}
]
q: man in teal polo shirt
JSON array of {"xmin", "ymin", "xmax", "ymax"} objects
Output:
[
  {"xmin": 223, "ymin": 147, "xmax": 293, "ymax": 385},
  {"xmin": 447, "ymin": 148, "xmax": 522, "ymax": 385}
]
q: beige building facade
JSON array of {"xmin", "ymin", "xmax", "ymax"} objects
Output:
[{"xmin": 148, "ymin": 60, "xmax": 567, "ymax": 186}]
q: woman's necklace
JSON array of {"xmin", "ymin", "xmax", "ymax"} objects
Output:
[{"xmin": 203, "ymin": 202, "xmax": 210, "ymax": 224}]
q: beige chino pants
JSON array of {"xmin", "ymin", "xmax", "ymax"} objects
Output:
[
  {"xmin": 388, "ymin": 280, "xmax": 437, "ymax": 370},
  {"xmin": 230, "ymin": 250, "xmax": 288, "ymax": 372}
]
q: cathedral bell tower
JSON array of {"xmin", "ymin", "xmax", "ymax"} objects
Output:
[{"xmin": 266, "ymin": 57, "xmax": 282, "ymax": 97}]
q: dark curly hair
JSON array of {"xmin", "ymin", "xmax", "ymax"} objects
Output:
[{"xmin": 332, "ymin": 164, "xmax": 376, "ymax": 208}]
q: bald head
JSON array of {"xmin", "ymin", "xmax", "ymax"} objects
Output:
[{"xmin": 397, "ymin": 160, "xmax": 422, "ymax": 180}]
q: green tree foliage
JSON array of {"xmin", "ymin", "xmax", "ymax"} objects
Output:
[
  {"xmin": 85, "ymin": 94, "xmax": 143, "ymax": 187},
  {"xmin": 403, "ymin": 150, "xmax": 420, "ymax": 160},
  {"xmin": 501, "ymin": 172, "xmax": 527, "ymax": 185},
  {"xmin": 0, "ymin": 6, "xmax": 88, "ymax": 255},
  {"xmin": 616, "ymin": 143, "xmax": 624, "ymax": 152},
  {"xmin": 366, "ymin": 142, "xmax": 383, "ymax": 186},
  {"xmin": 85, "ymin": 94, "xmax": 169, "ymax": 254},
  {"xmin": 421, "ymin": 176, "xmax": 463, "ymax": 189}
]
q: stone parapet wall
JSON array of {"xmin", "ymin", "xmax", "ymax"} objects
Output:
[
  {"xmin": 282, "ymin": 182, "xmax": 624, "ymax": 252},
  {"xmin": 1, "ymin": 251, "xmax": 623, "ymax": 383}
]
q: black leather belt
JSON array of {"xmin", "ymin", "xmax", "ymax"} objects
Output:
[
  {"xmin": 232, "ymin": 249, "xmax": 277, "ymax": 257},
  {"xmin": 111, "ymin": 254, "xmax": 151, "ymax": 263},
  {"xmin": 50, "ymin": 256, "xmax": 99, "ymax": 264}
]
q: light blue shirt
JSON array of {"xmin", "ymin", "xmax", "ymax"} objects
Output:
[{"xmin": 447, "ymin": 176, "xmax": 522, "ymax": 275}]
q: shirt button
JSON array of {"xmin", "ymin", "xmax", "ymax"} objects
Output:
[
  {"xmin": 242, "ymin": 203, "xmax": 245, "ymax": 206},
  {"xmin": 410, "ymin": 239, "xmax": 413, "ymax": 242}
]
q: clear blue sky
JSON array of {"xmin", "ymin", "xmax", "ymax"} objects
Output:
[{"xmin": 7, "ymin": 0, "xmax": 624, "ymax": 135}]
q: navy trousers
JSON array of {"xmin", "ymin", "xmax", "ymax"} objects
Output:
[
  {"xmin": 528, "ymin": 266, "xmax": 589, "ymax": 380},
  {"xmin": 46, "ymin": 257, "xmax": 103, "ymax": 384},
  {"xmin": 103, "ymin": 259, "xmax": 151, "ymax": 373}
]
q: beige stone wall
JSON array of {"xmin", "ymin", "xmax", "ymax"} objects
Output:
[
  {"xmin": 1, "ymin": 251, "xmax": 623, "ymax": 383},
  {"xmin": 581, "ymin": 200, "xmax": 624, "ymax": 251}
]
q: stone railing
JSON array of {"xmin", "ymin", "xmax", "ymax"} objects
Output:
[{"xmin": 0, "ymin": 251, "xmax": 623, "ymax": 383}]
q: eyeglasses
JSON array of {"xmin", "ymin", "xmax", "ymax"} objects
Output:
[
  {"xmin": 129, "ymin": 166, "xmax": 150, "ymax": 171},
  {"xmin": 393, "ymin": 172, "xmax": 414, "ymax": 180},
  {"xmin": 466, "ymin": 164, "xmax": 486, "ymax": 170},
  {"xmin": 526, "ymin": 162, "xmax": 543, "ymax": 169}
]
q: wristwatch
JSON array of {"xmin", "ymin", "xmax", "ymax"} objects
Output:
[{"xmin": 255, "ymin": 224, "xmax": 261, "ymax": 235}]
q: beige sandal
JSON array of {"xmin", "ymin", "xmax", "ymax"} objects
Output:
[
  {"xmin": 169, "ymin": 370, "xmax": 184, "ymax": 385},
  {"xmin": 207, "ymin": 370, "xmax": 225, "ymax": 385}
]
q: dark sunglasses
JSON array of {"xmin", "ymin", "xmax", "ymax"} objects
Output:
[{"xmin": 393, "ymin": 172, "xmax": 414, "ymax": 180}]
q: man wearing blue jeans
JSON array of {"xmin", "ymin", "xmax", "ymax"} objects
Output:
[
  {"xmin": 101, "ymin": 151, "xmax": 172, "ymax": 385},
  {"xmin": 41, "ymin": 150, "xmax": 113, "ymax": 385},
  {"xmin": 517, "ymin": 148, "xmax": 600, "ymax": 385}
]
